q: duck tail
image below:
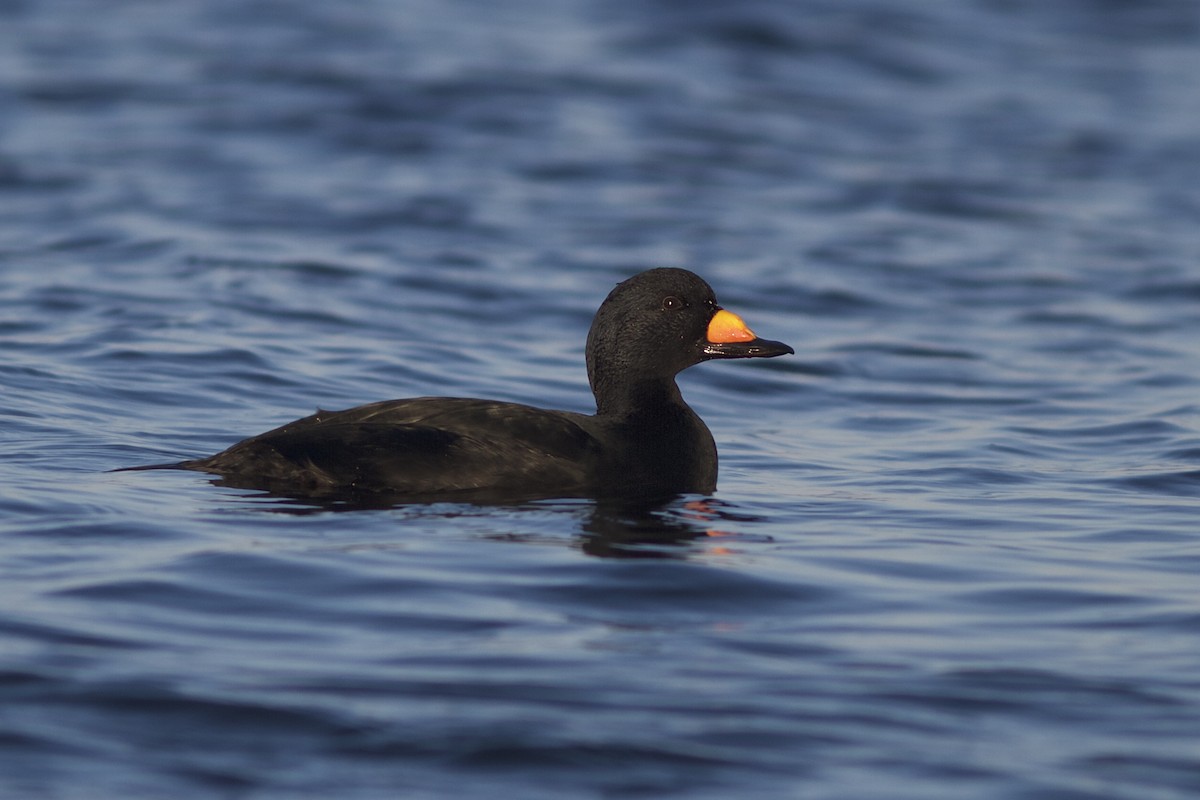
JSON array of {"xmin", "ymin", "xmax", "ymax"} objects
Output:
[{"xmin": 109, "ymin": 460, "xmax": 195, "ymax": 473}]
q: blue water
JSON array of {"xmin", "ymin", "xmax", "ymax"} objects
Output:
[{"xmin": 3, "ymin": 0, "xmax": 1200, "ymax": 797}]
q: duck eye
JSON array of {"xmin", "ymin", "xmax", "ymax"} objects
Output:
[{"xmin": 661, "ymin": 295, "xmax": 684, "ymax": 311}]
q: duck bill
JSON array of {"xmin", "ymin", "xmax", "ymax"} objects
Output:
[
  {"xmin": 703, "ymin": 338, "xmax": 794, "ymax": 359},
  {"xmin": 702, "ymin": 309, "xmax": 794, "ymax": 360}
]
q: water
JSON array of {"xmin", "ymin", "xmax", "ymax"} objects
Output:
[{"xmin": 3, "ymin": 0, "xmax": 1200, "ymax": 797}]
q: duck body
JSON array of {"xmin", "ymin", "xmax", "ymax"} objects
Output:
[
  {"xmin": 184, "ymin": 393, "xmax": 716, "ymax": 499},
  {"xmin": 123, "ymin": 268, "xmax": 791, "ymax": 501}
]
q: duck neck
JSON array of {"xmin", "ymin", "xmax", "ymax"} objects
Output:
[{"xmin": 590, "ymin": 373, "xmax": 688, "ymax": 419}]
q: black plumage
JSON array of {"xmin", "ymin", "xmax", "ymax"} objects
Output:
[{"xmin": 120, "ymin": 268, "xmax": 792, "ymax": 501}]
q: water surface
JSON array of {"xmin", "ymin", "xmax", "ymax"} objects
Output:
[{"xmin": 2, "ymin": 1, "xmax": 1200, "ymax": 798}]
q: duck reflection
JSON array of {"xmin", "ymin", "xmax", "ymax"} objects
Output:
[
  {"xmin": 576, "ymin": 497, "xmax": 765, "ymax": 558},
  {"xmin": 227, "ymin": 487, "xmax": 768, "ymax": 560}
]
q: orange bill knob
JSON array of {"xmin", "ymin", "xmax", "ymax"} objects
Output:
[{"xmin": 706, "ymin": 309, "xmax": 757, "ymax": 343}]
